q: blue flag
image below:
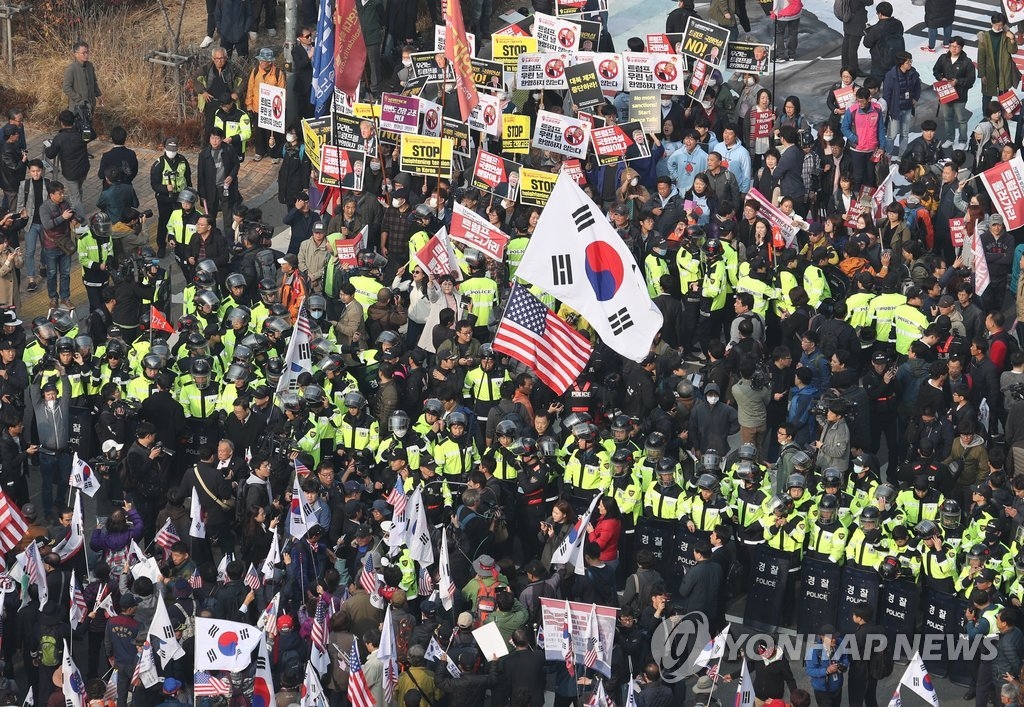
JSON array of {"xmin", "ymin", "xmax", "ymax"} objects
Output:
[{"xmin": 310, "ymin": 0, "xmax": 335, "ymax": 116}]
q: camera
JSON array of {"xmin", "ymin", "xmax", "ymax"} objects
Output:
[{"xmin": 139, "ymin": 209, "xmax": 154, "ymax": 219}]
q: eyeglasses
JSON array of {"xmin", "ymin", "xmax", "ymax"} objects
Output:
[{"xmin": 301, "ymin": 33, "xmax": 313, "ymax": 39}]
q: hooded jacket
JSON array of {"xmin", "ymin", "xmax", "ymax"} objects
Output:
[{"xmin": 945, "ymin": 434, "xmax": 989, "ymax": 486}]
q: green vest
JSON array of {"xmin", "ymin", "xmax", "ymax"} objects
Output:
[
  {"xmin": 803, "ymin": 265, "xmax": 831, "ymax": 308},
  {"xmin": 845, "ymin": 292, "xmax": 875, "ymax": 329},
  {"xmin": 506, "ymin": 236, "xmax": 530, "ymax": 279},
  {"xmin": 702, "ymin": 259, "xmax": 728, "ymax": 310},
  {"xmin": 676, "ymin": 248, "xmax": 701, "ymax": 293},
  {"xmin": 870, "ymin": 293, "xmax": 907, "ymax": 343},
  {"xmin": 893, "ymin": 303, "xmax": 929, "ymax": 355},
  {"xmin": 167, "ymin": 206, "xmax": 203, "ymax": 246},
  {"xmin": 734, "ymin": 275, "xmax": 774, "ymax": 318},
  {"xmin": 644, "ymin": 254, "xmax": 671, "ymax": 298},
  {"xmin": 460, "ymin": 276, "xmax": 499, "ymax": 326},
  {"xmin": 154, "ymin": 155, "xmax": 190, "ymax": 194},
  {"xmin": 350, "ymin": 275, "xmax": 381, "ymax": 318}
]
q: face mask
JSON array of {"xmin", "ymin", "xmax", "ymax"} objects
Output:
[
  {"xmin": 823, "ymin": 132, "xmax": 833, "ymax": 142},
  {"xmin": 746, "ymin": 77, "xmax": 756, "ymax": 86},
  {"xmin": 428, "ymin": 197, "xmax": 438, "ymax": 208},
  {"xmin": 164, "ymin": 150, "xmax": 177, "ymax": 159},
  {"xmin": 661, "ymin": 99, "xmax": 672, "ymax": 108},
  {"xmin": 310, "ymin": 309, "xmax": 324, "ymax": 320},
  {"xmin": 630, "ymin": 178, "xmax": 638, "ymax": 187},
  {"xmin": 391, "ymin": 198, "xmax": 403, "ymax": 208},
  {"xmin": 370, "ymin": 160, "xmax": 381, "ymax": 172},
  {"xmin": 706, "ymin": 394, "xmax": 719, "ymax": 405},
  {"xmin": 286, "ymin": 133, "xmax": 297, "ymax": 142},
  {"xmin": 46, "ymin": 399, "xmax": 56, "ymax": 411},
  {"xmin": 402, "ymin": 58, "xmax": 412, "ymax": 67},
  {"xmin": 702, "ymin": 101, "xmax": 713, "ymax": 110},
  {"xmin": 532, "ymin": 92, "xmax": 542, "ymax": 100}
]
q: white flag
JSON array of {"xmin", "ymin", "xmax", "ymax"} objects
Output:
[
  {"xmin": 68, "ymin": 453, "xmax": 100, "ymax": 497},
  {"xmin": 148, "ymin": 591, "xmax": 185, "ymax": 664},
  {"xmin": 408, "ymin": 487, "xmax": 434, "ymax": 565},
  {"xmin": 137, "ymin": 641, "xmax": 161, "ymax": 688},
  {"xmin": 277, "ymin": 304, "xmax": 312, "ymax": 395},
  {"xmin": 971, "ymin": 231, "xmax": 991, "ymax": 296},
  {"xmin": 695, "ymin": 623, "xmax": 729, "ymax": 668},
  {"xmin": 195, "ymin": 617, "xmax": 262, "ymax": 671},
  {"xmin": 261, "ymin": 532, "xmax": 281, "ymax": 581},
  {"xmin": 438, "ymin": 528, "xmax": 455, "ymax": 611},
  {"xmin": 216, "ymin": 553, "xmax": 234, "ymax": 582},
  {"xmin": 899, "ymin": 652, "xmax": 939, "ymax": 707},
  {"xmin": 516, "ymin": 172, "xmax": 664, "ymax": 361},
  {"xmin": 256, "ymin": 593, "xmax": 281, "ymax": 638},
  {"xmin": 623, "ymin": 679, "xmax": 639, "ymax": 707},
  {"xmin": 301, "ymin": 662, "xmax": 329, "ymax": 707},
  {"xmin": 22, "ymin": 687, "xmax": 32, "ymax": 707},
  {"xmin": 551, "ymin": 493, "xmax": 601, "ymax": 574},
  {"xmin": 379, "ymin": 604, "xmax": 400, "ymax": 703},
  {"xmin": 53, "ymin": 492, "xmax": 84, "ymax": 561},
  {"xmin": 61, "ymin": 641, "xmax": 85, "ymax": 707},
  {"xmin": 189, "ymin": 487, "xmax": 206, "ymax": 539},
  {"xmin": 735, "ymin": 658, "xmax": 755, "ymax": 707},
  {"xmin": 425, "ymin": 637, "xmax": 447, "ymax": 663}
]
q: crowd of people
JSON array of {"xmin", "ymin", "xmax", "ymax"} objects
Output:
[{"xmin": 7, "ymin": 2, "xmax": 1024, "ymax": 707}]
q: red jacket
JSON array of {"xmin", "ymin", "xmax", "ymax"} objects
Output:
[{"xmin": 588, "ymin": 517, "xmax": 622, "ymax": 562}]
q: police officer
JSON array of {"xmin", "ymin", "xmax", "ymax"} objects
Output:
[
  {"xmin": 896, "ymin": 475, "xmax": 943, "ymax": 527},
  {"xmin": 432, "ymin": 410, "xmax": 477, "ymax": 481},
  {"xmin": 79, "ymin": 212, "xmax": 114, "ymax": 313},
  {"xmin": 463, "ymin": 344, "xmax": 509, "ymax": 445},
  {"xmin": 212, "ymin": 94, "xmax": 253, "ymax": 158},
  {"xmin": 334, "ymin": 391, "xmax": 380, "ymax": 456},
  {"xmin": 918, "ymin": 520, "xmax": 957, "ymax": 593},
  {"xmin": 806, "ymin": 494, "xmax": 848, "ymax": 565},
  {"xmin": 892, "ymin": 287, "xmax": 929, "ymax": 357},
  {"xmin": 845, "ymin": 506, "xmax": 888, "ymax": 570},
  {"xmin": 150, "ymin": 137, "xmax": 193, "ymax": 258},
  {"xmin": 562, "ymin": 423, "xmax": 611, "ymax": 509},
  {"xmin": 682, "ymin": 473, "xmax": 732, "ymax": 536},
  {"xmin": 459, "ymin": 250, "xmax": 498, "ymax": 342},
  {"xmin": 699, "ymin": 238, "xmax": 728, "ymax": 354},
  {"xmin": 676, "ymin": 227, "xmax": 703, "ymax": 361},
  {"xmin": 643, "ymin": 459, "xmax": 686, "ymax": 521}
]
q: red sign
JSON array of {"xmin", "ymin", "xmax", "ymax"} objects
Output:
[
  {"xmin": 949, "ymin": 218, "xmax": 966, "ymax": 248},
  {"xmin": 934, "ymin": 80, "xmax": 959, "ymax": 104},
  {"xmin": 561, "ymin": 159, "xmax": 586, "ymax": 185},
  {"xmin": 980, "ymin": 154, "xmax": 1024, "ymax": 230},
  {"xmin": 449, "ymin": 202, "xmax": 509, "ymax": 260},
  {"xmin": 833, "ymin": 85, "xmax": 856, "ymax": 111},
  {"xmin": 413, "ymin": 229, "xmax": 460, "ymax": 278},
  {"xmin": 750, "ymin": 109, "xmax": 774, "ymax": 139},
  {"xmin": 1000, "ymin": 89, "xmax": 1021, "ymax": 118},
  {"xmin": 330, "ymin": 235, "xmax": 362, "ymax": 265}
]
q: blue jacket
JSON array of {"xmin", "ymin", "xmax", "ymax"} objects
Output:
[
  {"xmin": 840, "ymin": 102, "xmax": 886, "ymax": 152},
  {"xmin": 805, "ymin": 642, "xmax": 850, "ymax": 693},
  {"xmin": 788, "ymin": 384, "xmax": 820, "ymax": 444},
  {"xmin": 882, "ymin": 65, "xmax": 922, "ymax": 116}
]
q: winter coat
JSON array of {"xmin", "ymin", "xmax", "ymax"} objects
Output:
[
  {"xmin": 863, "ymin": 17, "xmax": 904, "ymax": 79},
  {"xmin": 89, "ymin": 508, "xmax": 144, "ymax": 551},
  {"xmin": 991, "ymin": 627, "xmax": 1024, "ymax": 682},
  {"xmin": 932, "ymin": 50, "xmax": 976, "ymax": 103},
  {"xmin": 434, "ymin": 660, "xmax": 498, "ymax": 707},
  {"xmin": 44, "ymin": 127, "xmax": 90, "ymax": 182},
  {"xmin": 817, "ymin": 418, "xmax": 850, "ymax": 472},
  {"xmin": 882, "ymin": 65, "xmax": 922, "ymax": 115},
  {"xmin": 924, "ymin": 0, "xmax": 955, "ymax": 28},
  {"xmin": 945, "ymin": 433, "xmax": 990, "ymax": 487},
  {"xmin": 977, "ymin": 29, "xmax": 1020, "ymax": 97},
  {"xmin": 214, "ymin": 0, "xmax": 251, "ymax": 44}
]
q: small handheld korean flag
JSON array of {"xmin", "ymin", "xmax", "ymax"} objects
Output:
[
  {"xmin": 695, "ymin": 624, "xmax": 729, "ymax": 668},
  {"xmin": 61, "ymin": 641, "xmax": 85, "ymax": 707},
  {"xmin": 149, "ymin": 591, "xmax": 185, "ymax": 663},
  {"xmin": 189, "ymin": 487, "xmax": 206, "ymax": 539},
  {"xmin": 68, "ymin": 453, "xmax": 99, "ymax": 497},
  {"xmin": 899, "ymin": 652, "xmax": 939, "ymax": 707}
]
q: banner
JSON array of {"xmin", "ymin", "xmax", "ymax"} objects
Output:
[
  {"xmin": 592, "ymin": 121, "xmax": 650, "ymax": 166},
  {"xmin": 470, "ymin": 57, "xmax": 503, "ymax": 89},
  {"xmin": 519, "ymin": 167, "xmax": 557, "ymax": 206},
  {"xmin": 577, "ymin": 51, "xmax": 624, "ymax": 92},
  {"xmin": 434, "ymin": 24, "xmax": 476, "ymax": 55},
  {"xmin": 444, "ymin": 0, "xmax": 480, "ymax": 121},
  {"xmin": 379, "ymin": 93, "xmax": 421, "ymax": 134},
  {"xmin": 517, "ymin": 52, "xmax": 568, "ymax": 90},
  {"xmin": 878, "ymin": 579, "xmax": 919, "ymax": 639},
  {"xmin": 333, "ymin": 0, "xmax": 367, "ymax": 97},
  {"xmin": 492, "ymin": 34, "xmax": 537, "ymax": 71},
  {"xmin": 844, "ymin": 185, "xmax": 874, "ymax": 228},
  {"xmin": 257, "ymin": 84, "xmax": 286, "ymax": 132},
  {"xmin": 646, "ymin": 33, "xmax": 684, "ymax": 54},
  {"xmin": 411, "ymin": 52, "xmax": 454, "ymax": 83},
  {"xmin": 564, "ymin": 16, "xmax": 601, "ymax": 52},
  {"xmin": 561, "ymin": 159, "xmax": 586, "ymax": 184},
  {"xmin": 471, "ymin": 151, "xmax": 521, "ymax": 200},
  {"xmin": 539, "ymin": 598, "xmax": 616, "ymax": 677},
  {"xmin": 399, "ymin": 135, "xmax": 453, "ymax": 178},
  {"xmin": 934, "ymin": 80, "xmax": 959, "ymax": 104},
  {"xmin": 747, "ymin": 187, "xmax": 800, "ymax": 247},
  {"xmin": 797, "ymin": 557, "xmax": 841, "ymax": 635},
  {"xmin": 565, "ymin": 61, "xmax": 604, "ymax": 110},
  {"xmin": 467, "ymin": 92, "xmax": 501, "ymax": 136},
  {"xmin": 833, "ymin": 85, "xmax": 856, "ymax": 111},
  {"xmin": 532, "ymin": 110, "xmax": 591, "ymax": 159},
  {"xmin": 301, "ymin": 116, "xmax": 332, "ymax": 176},
  {"xmin": 450, "ymin": 202, "xmax": 509, "ymax": 260},
  {"xmin": 726, "ymin": 41, "xmax": 771, "ymax": 75},
  {"xmin": 629, "ymin": 90, "xmax": 661, "ymax": 132},
  {"xmin": 442, "ymin": 118, "xmax": 472, "ymax": 157},
  {"xmin": 624, "ymin": 52, "xmax": 684, "ymax": 93},
  {"xmin": 743, "ymin": 546, "xmax": 790, "ymax": 633},
  {"xmin": 413, "ymin": 227, "xmax": 460, "ymax": 278},
  {"xmin": 318, "ymin": 145, "xmax": 342, "ymax": 188},
  {"xmin": 980, "ymin": 153, "xmax": 1024, "ymax": 230},
  {"xmin": 949, "ymin": 217, "xmax": 966, "ymax": 247},
  {"xmin": 533, "ymin": 13, "xmax": 581, "ymax": 52},
  {"xmin": 837, "ymin": 567, "xmax": 880, "ymax": 635},
  {"xmin": 680, "ymin": 16, "xmax": 729, "ymax": 65},
  {"xmin": 503, "ymin": 114, "xmax": 531, "ymax": 153}
]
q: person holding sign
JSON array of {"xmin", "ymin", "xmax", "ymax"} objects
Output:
[
  {"xmin": 244, "ymin": 48, "xmax": 285, "ymax": 164},
  {"xmin": 839, "ymin": 87, "xmax": 885, "ymax": 189},
  {"xmin": 931, "ymin": 37, "xmax": 976, "ymax": 148}
]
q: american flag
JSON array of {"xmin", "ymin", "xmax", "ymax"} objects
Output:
[
  {"xmin": 493, "ymin": 284, "xmax": 592, "ymax": 396},
  {"xmin": 154, "ymin": 519, "xmax": 180, "ymax": 559},
  {"xmin": 417, "ymin": 566, "xmax": 434, "ymax": 597},
  {"xmin": 310, "ymin": 597, "xmax": 328, "ymax": 672},
  {"xmin": 562, "ymin": 599, "xmax": 575, "ymax": 677},
  {"xmin": 70, "ymin": 572, "xmax": 87, "ymax": 628},
  {"xmin": 358, "ymin": 553, "xmax": 377, "ymax": 594},
  {"xmin": 386, "ymin": 476, "xmax": 408, "ymax": 517},
  {"xmin": 104, "ymin": 671, "xmax": 118, "ymax": 701},
  {"xmin": 0, "ymin": 492, "xmax": 28, "ymax": 553},
  {"xmin": 294, "ymin": 458, "xmax": 311, "ymax": 477},
  {"xmin": 583, "ymin": 606, "xmax": 599, "ymax": 670},
  {"xmin": 188, "ymin": 570, "xmax": 204, "ymax": 589},
  {"xmin": 194, "ymin": 671, "xmax": 231, "ymax": 696},
  {"xmin": 244, "ymin": 563, "xmax": 262, "ymax": 591},
  {"xmin": 347, "ymin": 641, "xmax": 375, "ymax": 707}
]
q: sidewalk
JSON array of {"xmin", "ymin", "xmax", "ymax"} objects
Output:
[{"xmin": 17, "ymin": 125, "xmax": 284, "ymax": 322}]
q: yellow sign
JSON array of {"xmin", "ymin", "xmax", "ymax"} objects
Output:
[
  {"xmin": 399, "ymin": 135, "xmax": 454, "ymax": 178},
  {"xmin": 491, "ymin": 35, "xmax": 538, "ymax": 71},
  {"xmin": 503, "ymin": 114, "xmax": 531, "ymax": 154},
  {"xmin": 353, "ymin": 102, "xmax": 382, "ymax": 119},
  {"xmin": 519, "ymin": 167, "xmax": 557, "ymax": 206},
  {"xmin": 301, "ymin": 116, "xmax": 332, "ymax": 175}
]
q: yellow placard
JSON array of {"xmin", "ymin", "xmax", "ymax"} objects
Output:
[
  {"xmin": 503, "ymin": 114, "xmax": 531, "ymax": 154},
  {"xmin": 353, "ymin": 103, "xmax": 382, "ymax": 119},
  {"xmin": 491, "ymin": 35, "xmax": 538, "ymax": 71},
  {"xmin": 519, "ymin": 167, "xmax": 557, "ymax": 206},
  {"xmin": 399, "ymin": 135, "xmax": 454, "ymax": 178}
]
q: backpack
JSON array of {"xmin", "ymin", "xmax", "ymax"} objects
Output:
[
  {"xmin": 877, "ymin": 32, "xmax": 905, "ymax": 75},
  {"xmin": 868, "ymin": 634, "xmax": 895, "ymax": 679},
  {"xmin": 833, "ymin": 0, "xmax": 853, "ymax": 22},
  {"xmin": 39, "ymin": 625, "xmax": 63, "ymax": 667},
  {"xmin": 394, "ymin": 613, "xmax": 415, "ymax": 661},
  {"xmin": 473, "ymin": 578, "xmax": 507, "ymax": 627}
]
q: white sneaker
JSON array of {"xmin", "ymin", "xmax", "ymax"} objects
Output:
[
  {"xmin": 268, "ymin": 28, "xmax": 277, "ymax": 36},
  {"xmin": 200, "ymin": 35, "xmax": 214, "ymax": 48},
  {"xmin": 249, "ymin": 31, "xmax": 258, "ymax": 40}
]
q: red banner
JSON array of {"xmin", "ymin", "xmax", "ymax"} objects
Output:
[
  {"xmin": 750, "ymin": 109, "xmax": 774, "ymax": 139},
  {"xmin": 450, "ymin": 202, "xmax": 509, "ymax": 260},
  {"xmin": 330, "ymin": 235, "xmax": 362, "ymax": 265},
  {"xmin": 980, "ymin": 154, "xmax": 1024, "ymax": 231},
  {"xmin": 412, "ymin": 228, "xmax": 460, "ymax": 278},
  {"xmin": 444, "ymin": 0, "xmax": 480, "ymax": 120},
  {"xmin": 999, "ymin": 89, "xmax": 1022, "ymax": 118},
  {"xmin": 949, "ymin": 218, "xmax": 966, "ymax": 248},
  {"xmin": 334, "ymin": 0, "xmax": 367, "ymax": 97}
]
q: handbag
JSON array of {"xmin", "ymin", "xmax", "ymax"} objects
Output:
[
  {"xmin": 193, "ymin": 464, "xmax": 236, "ymax": 511},
  {"xmin": 56, "ymin": 235, "xmax": 77, "ymax": 256}
]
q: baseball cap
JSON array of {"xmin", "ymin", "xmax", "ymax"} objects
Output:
[
  {"xmin": 278, "ymin": 253, "xmax": 298, "ymax": 268},
  {"xmin": 989, "ymin": 213, "xmax": 1005, "ymax": 227},
  {"xmin": 102, "ymin": 440, "xmax": 124, "ymax": 454},
  {"xmin": 313, "ymin": 221, "xmax": 326, "ymax": 232},
  {"xmin": 938, "ymin": 295, "xmax": 955, "ymax": 308},
  {"xmin": 871, "ymin": 351, "xmax": 890, "ymax": 365},
  {"xmin": 163, "ymin": 137, "xmax": 179, "ymax": 150},
  {"xmin": 344, "ymin": 480, "xmax": 363, "ymax": 494}
]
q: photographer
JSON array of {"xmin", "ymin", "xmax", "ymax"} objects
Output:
[
  {"xmin": 0, "ymin": 236, "xmax": 24, "ymax": 309},
  {"xmin": 43, "ymin": 112, "xmax": 90, "ymax": 211},
  {"xmin": 805, "ymin": 624, "xmax": 849, "ymax": 707},
  {"xmin": 123, "ymin": 421, "xmax": 169, "ymax": 540},
  {"xmin": 38, "ymin": 180, "xmax": 78, "ymax": 310}
]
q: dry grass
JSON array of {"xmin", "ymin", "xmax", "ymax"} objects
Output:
[{"xmin": 0, "ymin": 0, "xmax": 215, "ymax": 148}]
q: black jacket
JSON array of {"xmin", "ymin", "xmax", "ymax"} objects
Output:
[
  {"xmin": 676, "ymin": 558, "xmax": 723, "ymax": 619},
  {"xmin": 863, "ymin": 17, "xmax": 904, "ymax": 79},
  {"xmin": 45, "ymin": 128, "xmax": 90, "ymax": 182},
  {"xmin": 197, "ymin": 142, "xmax": 240, "ymax": 203},
  {"xmin": 499, "ymin": 649, "xmax": 546, "ymax": 707},
  {"xmin": 149, "ymin": 153, "xmax": 192, "ymax": 202},
  {"xmin": 140, "ymin": 391, "xmax": 187, "ymax": 451},
  {"xmin": 224, "ymin": 411, "xmax": 267, "ymax": 459},
  {"xmin": 98, "ymin": 145, "xmax": 139, "ymax": 185},
  {"xmin": 0, "ymin": 142, "xmax": 25, "ymax": 193},
  {"xmin": 932, "ymin": 51, "xmax": 976, "ymax": 103},
  {"xmin": 435, "ymin": 660, "xmax": 498, "ymax": 707},
  {"xmin": 180, "ymin": 461, "xmax": 235, "ymax": 527},
  {"xmin": 186, "ymin": 228, "xmax": 231, "ymax": 269}
]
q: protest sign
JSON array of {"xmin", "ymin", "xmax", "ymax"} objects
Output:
[
  {"xmin": 592, "ymin": 121, "xmax": 650, "ymax": 166},
  {"xmin": 934, "ymin": 80, "xmax": 959, "ymax": 104},
  {"xmin": 980, "ymin": 154, "xmax": 1024, "ymax": 230},
  {"xmin": 680, "ymin": 16, "xmax": 729, "ymax": 65},
  {"xmin": 624, "ymin": 52, "xmax": 684, "ymax": 93},
  {"xmin": 577, "ymin": 51, "xmax": 624, "ymax": 92},
  {"xmin": 503, "ymin": 114, "xmax": 531, "ymax": 153},
  {"xmin": 747, "ymin": 187, "xmax": 800, "ymax": 246},
  {"xmin": 420, "ymin": 99, "xmax": 442, "ymax": 137},
  {"xmin": 532, "ymin": 110, "xmax": 591, "ymax": 159},
  {"xmin": 726, "ymin": 41, "xmax": 771, "ymax": 75},
  {"xmin": 442, "ymin": 118, "xmax": 472, "ymax": 156},
  {"xmin": 379, "ymin": 93, "xmax": 421, "ymax": 134},
  {"xmin": 833, "ymin": 85, "xmax": 856, "ymax": 111},
  {"xmin": 471, "ymin": 58, "xmax": 504, "ymax": 89},
  {"xmin": 518, "ymin": 52, "xmax": 571, "ymax": 90},
  {"xmin": 629, "ymin": 90, "xmax": 661, "ymax": 132},
  {"xmin": 257, "ymin": 84, "xmax": 286, "ymax": 132},
  {"xmin": 471, "ymin": 151, "xmax": 521, "ymax": 201},
  {"xmin": 411, "ymin": 52, "xmax": 454, "ymax": 83},
  {"xmin": 539, "ymin": 599, "xmax": 616, "ymax": 677},
  {"xmin": 434, "ymin": 24, "xmax": 476, "ymax": 55},
  {"xmin": 683, "ymin": 58, "xmax": 712, "ymax": 101},
  {"xmin": 843, "ymin": 186, "xmax": 874, "ymax": 228},
  {"xmin": 520, "ymin": 167, "xmax": 558, "ymax": 206},
  {"xmin": 563, "ymin": 16, "xmax": 601, "ymax": 51},
  {"xmin": 646, "ymin": 33, "xmax": 684, "ymax": 54},
  {"xmin": 949, "ymin": 218, "xmax": 966, "ymax": 248},
  {"xmin": 1005, "ymin": 0, "xmax": 1024, "ymax": 24},
  {"xmin": 330, "ymin": 235, "xmax": 362, "ymax": 265},
  {"xmin": 491, "ymin": 34, "xmax": 537, "ymax": 71},
  {"xmin": 1000, "ymin": 89, "xmax": 1022, "ymax": 118},
  {"xmin": 561, "ymin": 159, "xmax": 587, "ymax": 185},
  {"xmin": 565, "ymin": 61, "xmax": 604, "ymax": 110},
  {"xmin": 468, "ymin": 92, "xmax": 501, "ymax": 136},
  {"xmin": 399, "ymin": 135, "xmax": 453, "ymax": 178},
  {"xmin": 533, "ymin": 13, "xmax": 581, "ymax": 52},
  {"xmin": 332, "ymin": 112, "xmax": 364, "ymax": 150},
  {"xmin": 556, "ymin": 0, "xmax": 587, "ymax": 14},
  {"xmin": 750, "ymin": 109, "xmax": 774, "ymax": 139},
  {"xmin": 301, "ymin": 116, "xmax": 332, "ymax": 176},
  {"xmin": 450, "ymin": 202, "xmax": 510, "ymax": 260},
  {"xmin": 413, "ymin": 228, "xmax": 460, "ymax": 278},
  {"xmin": 318, "ymin": 145, "xmax": 343, "ymax": 188}
]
